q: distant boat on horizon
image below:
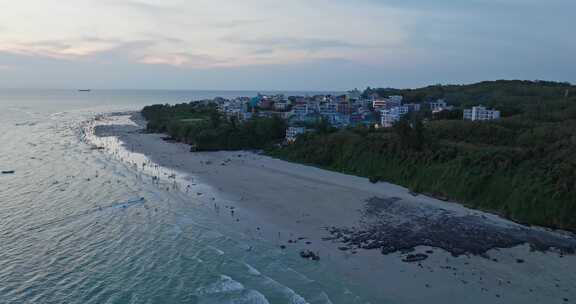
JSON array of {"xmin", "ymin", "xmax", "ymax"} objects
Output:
[{"xmin": 78, "ymin": 89, "xmax": 91, "ymax": 92}]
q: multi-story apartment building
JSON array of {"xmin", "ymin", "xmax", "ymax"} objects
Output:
[
  {"xmin": 380, "ymin": 106, "xmax": 409, "ymax": 128},
  {"xmin": 292, "ymin": 103, "xmax": 310, "ymax": 119},
  {"xmin": 463, "ymin": 106, "xmax": 501, "ymax": 121}
]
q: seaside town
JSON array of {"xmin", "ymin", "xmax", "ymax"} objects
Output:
[
  {"xmin": 3, "ymin": 0, "xmax": 576, "ymax": 302},
  {"xmin": 200, "ymin": 90, "xmax": 501, "ymax": 142}
]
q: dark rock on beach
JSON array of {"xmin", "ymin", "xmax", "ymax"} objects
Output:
[
  {"xmin": 402, "ymin": 254, "xmax": 428, "ymax": 263},
  {"xmin": 300, "ymin": 250, "xmax": 320, "ymax": 261},
  {"xmin": 325, "ymin": 197, "xmax": 576, "ymax": 257}
]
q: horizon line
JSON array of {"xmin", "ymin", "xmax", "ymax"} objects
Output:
[{"xmin": 0, "ymin": 79, "xmax": 572, "ymax": 93}]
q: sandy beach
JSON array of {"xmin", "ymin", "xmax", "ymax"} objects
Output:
[{"xmin": 90, "ymin": 112, "xmax": 576, "ymax": 304}]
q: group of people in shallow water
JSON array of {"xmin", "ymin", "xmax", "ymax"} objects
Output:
[{"xmin": 81, "ymin": 115, "xmax": 322, "ymax": 262}]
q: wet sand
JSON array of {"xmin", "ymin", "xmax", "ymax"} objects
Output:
[{"xmin": 91, "ymin": 112, "xmax": 576, "ymax": 303}]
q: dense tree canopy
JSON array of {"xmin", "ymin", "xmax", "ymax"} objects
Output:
[
  {"xmin": 142, "ymin": 102, "xmax": 287, "ymax": 151},
  {"xmin": 363, "ymin": 80, "xmax": 574, "ymax": 117}
]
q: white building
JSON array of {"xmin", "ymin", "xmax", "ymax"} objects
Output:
[
  {"xmin": 292, "ymin": 103, "xmax": 310, "ymax": 119},
  {"xmin": 380, "ymin": 106, "xmax": 409, "ymax": 128},
  {"xmin": 463, "ymin": 106, "xmax": 500, "ymax": 121},
  {"xmin": 286, "ymin": 127, "xmax": 306, "ymax": 143},
  {"xmin": 404, "ymin": 103, "xmax": 421, "ymax": 112},
  {"xmin": 429, "ymin": 99, "xmax": 447, "ymax": 111},
  {"xmin": 273, "ymin": 100, "xmax": 289, "ymax": 111},
  {"xmin": 319, "ymin": 102, "xmax": 337, "ymax": 116},
  {"xmin": 241, "ymin": 111, "xmax": 253, "ymax": 121}
]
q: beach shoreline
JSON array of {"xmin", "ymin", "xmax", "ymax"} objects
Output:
[{"xmin": 89, "ymin": 112, "xmax": 576, "ymax": 303}]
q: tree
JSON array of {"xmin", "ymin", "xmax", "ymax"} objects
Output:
[{"xmin": 393, "ymin": 116, "xmax": 425, "ymax": 151}]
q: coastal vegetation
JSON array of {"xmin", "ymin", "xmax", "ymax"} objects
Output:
[
  {"xmin": 142, "ymin": 102, "xmax": 286, "ymax": 150},
  {"xmin": 142, "ymin": 80, "xmax": 576, "ymax": 231}
]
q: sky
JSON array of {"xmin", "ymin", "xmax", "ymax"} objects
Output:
[{"xmin": 0, "ymin": 0, "xmax": 574, "ymax": 90}]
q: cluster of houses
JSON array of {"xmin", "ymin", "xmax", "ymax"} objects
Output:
[
  {"xmin": 209, "ymin": 91, "xmax": 500, "ymax": 143},
  {"xmin": 215, "ymin": 92, "xmax": 373, "ymax": 132},
  {"xmin": 373, "ymin": 96, "xmax": 455, "ymax": 127}
]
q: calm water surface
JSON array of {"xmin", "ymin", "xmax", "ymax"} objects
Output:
[{"xmin": 0, "ymin": 90, "xmax": 362, "ymax": 304}]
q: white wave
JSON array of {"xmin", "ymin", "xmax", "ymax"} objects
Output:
[
  {"xmin": 170, "ymin": 224, "xmax": 183, "ymax": 240},
  {"xmin": 196, "ymin": 275, "xmax": 245, "ymax": 296},
  {"xmin": 285, "ymin": 267, "xmax": 314, "ymax": 284},
  {"xmin": 207, "ymin": 245, "xmax": 225, "ymax": 255},
  {"xmin": 308, "ymin": 291, "xmax": 334, "ymax": 304},
  {"xmin": 244, "ymin": 263, "xmax": 261, "ymax": 276},
  {"xmin": 258, "ymin": 276, "xmax": 309, "ymax": 304},
  {"xmin": 231, "ymin": 289, "xmax": 271, "ymax": 304},
  {"xmin": 196, "ymin": 289, "xmax": 270, "ymax": 304}
]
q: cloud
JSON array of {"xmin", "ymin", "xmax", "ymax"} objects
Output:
[
  {"xmin": 0, "ymin": 0, "xmax": 574, "ymax": 89},
  {"xmin": 225, "ymin": 36, "xmax": 374, "ymax": 52},
  {"xmin": 139, "ymin": 52, "xmax": 229, "ymax": 68},
  {"xmin": 0, "ymin": 0, "xmax": 412, "ymax": 69},
  {"xmin": 0, "ymin": 37, "xmax": 158, "ymax": 62},
  {"xmin": 100, "ymin": 0, "xmax": 177, "ymax": 13},
  {"xmin": 336, "ymin": 0, "xmax": 572, "ymax": 12},
  {"xmin": 210, "ymin": 19, "xmax": 266, "ymax": 29},
  {"xmin": 251, "ymin": 48, "xmax": 275, "ymax": 55},
  {"xmin": 139, "ymin": 34, "xmax": 185, "ymax": 45},
  {"xmin": 30, "ymin": 37, "xmax": 230, "ymax": 69},
  {"xmin": 0, "ymin": 40, "xmax": 115, "ymax": 60}
]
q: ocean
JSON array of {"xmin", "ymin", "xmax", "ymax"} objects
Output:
[{"xmin": 0, "ymin": 89, "xmax": 362, "ymax": 304}]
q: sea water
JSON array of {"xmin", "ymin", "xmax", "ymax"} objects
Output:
[{"xmin": 0, "ymin": 89, "xmax": 364, "ymax": 304}]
